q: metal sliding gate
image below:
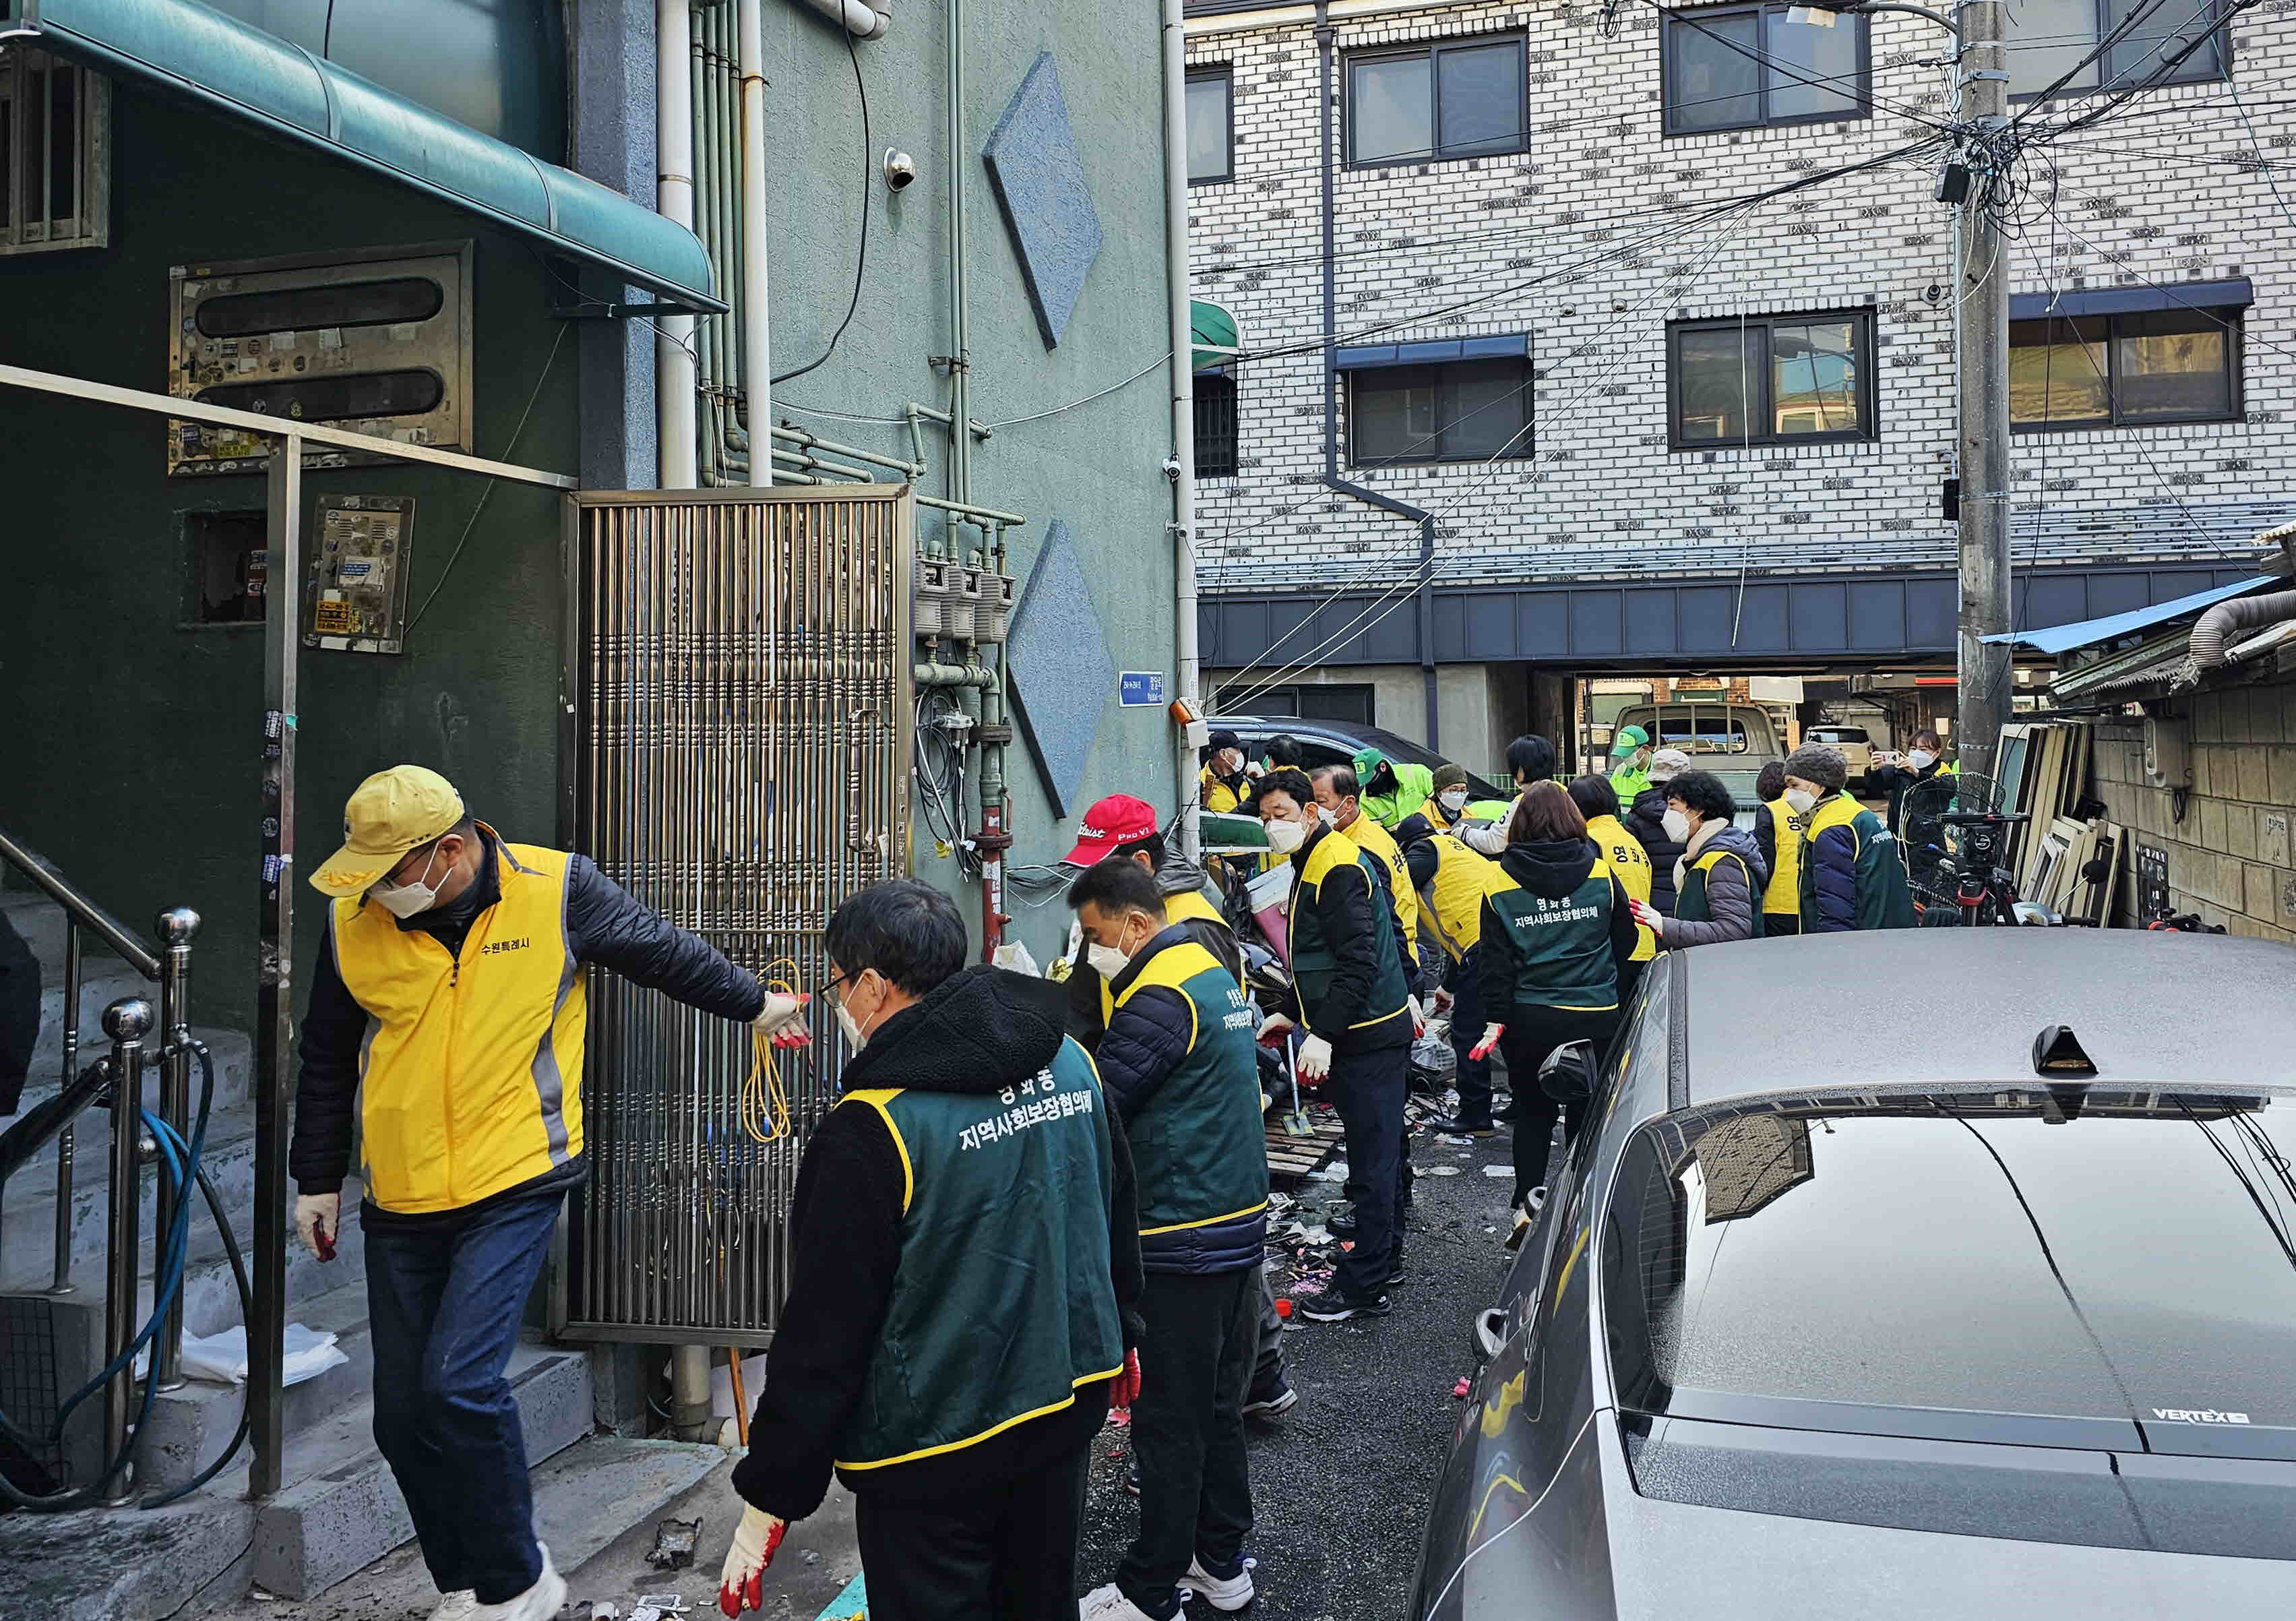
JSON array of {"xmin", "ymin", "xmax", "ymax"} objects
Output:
[{"xmin": 559, "ymin": 486, "xmax": 913, "ymax": 1346}]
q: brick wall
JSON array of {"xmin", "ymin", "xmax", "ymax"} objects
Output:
[
  {"xmin": 1185, "ymin": 1, "xmax": 2296, "ymax": 590},
  {"xmin": 2089, "ymin": 677, "xmax": 2296, "ymax": 940}
]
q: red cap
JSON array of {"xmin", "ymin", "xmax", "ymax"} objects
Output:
[{"xmin": 1063, "ymin": 794, "xmax": 1159, "ymax": 866}]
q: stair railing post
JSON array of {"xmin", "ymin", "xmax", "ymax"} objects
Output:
[
  {"xmin": 152, "ymin": 907, "xmax": 199, "ymax": 1391},
  {"xmin": 50, "ymin": 919, "xmax": 83, "ymax": 1294},
  {"xmin": 100, "ymin": 995, "xmax": 153, "ymax": 1505}
]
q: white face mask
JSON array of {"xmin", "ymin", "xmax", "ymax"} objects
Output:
[
  {"xmin": 1263, "ymin": 816, "xmax": 1308, "ymax": 854},
  {"xmin": 1906, "ymin": 749, "xmax": 1937, "ymax": 771},
  {"xmin": 369, "ymin": 846, "xmax": 446, "ymax": 919},
  {"xmin": 1086, "ymin": 925, "xmax": 1140, "ymax": 982},
  {"xmin": 1783, "ymin": 787, "xmax": 1818, "ymax": 816},
  {"xmin": 834, "ymin": 975, "xmax": 879, "ymax": 1051},
  {"xmin": 1662, "ymin": 808, "xmax": 1692, "ymax": 845},
  {"xmin": 1437, "ymin": 789, "xmax": 1469, "ymax": 815}
]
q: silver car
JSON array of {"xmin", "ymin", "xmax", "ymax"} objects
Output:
[{"xmin": 1413, "ymin": 930, "xmax": 2296, "ymax": 1619}]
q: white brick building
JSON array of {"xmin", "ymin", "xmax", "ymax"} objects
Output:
[{"xmin": 1182, "ymin": 0, "xmax": 2294, "ymax": 772}]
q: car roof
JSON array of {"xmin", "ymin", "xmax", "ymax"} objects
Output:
[{"xmin": 1675, "ymin": 930, "xmax": 2296, "ymax": 1103}]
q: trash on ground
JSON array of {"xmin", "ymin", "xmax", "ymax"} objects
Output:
[
  {"xmin": 636, "ymin": 1597, "xmax": 690, "ymax": 1615},
  {"xmin": 646, "ymin": 1517, "xmax": 702, "ymax": 1570},
  {"xmin": 590, "ymin": 1604, "xmax": 620, "ymax": 1620},
  {"xmin": 1309, "ymin": 1161, "xmax": 1349, "ymax": 1181},
  {"xmin": 1452, "ymin": 1376, "xmax": 1472, "ymax": 1399},
  {"xmin": 1481, "ymin": 1164, "xmax": 1514, "ymax": 1178},
  {"xmin": 1421, "ymin": 1164, "xmax": 1461, "ymax": 1177},
  {"xmin": 181, "ymin": 1324, "xmax": 348, "ymax": 1387}
]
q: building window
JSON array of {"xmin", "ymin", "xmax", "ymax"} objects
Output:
[
  {"xmin": 1667, "ymin": 311, "xmax": 1877, "ymax": 449},
  {"xmin": 2010, "ymin": 307, "xmax": 2239, "ymax": 429},
  {"xmin": 1186, "ymin": 67, "xmax": 1233, "ymax": 184},
  {"xmin": 1196, "ymin": 373, "xmax": 1239, "ymax": 477},
  {"xmin": 1350, "ymin": 355, "xmax": 1533, "ymax": 466},
  {"xmin": 1346, "ymin": 36, "xmax": 1526, "ymax": 166},
  {"xmin": 1663, "ymin": 5, "xmax": 1868, "ymax": 135},
  {"xmin": 1, "ymin": 49, "xmax": 109, "ymax": 254},
  {"xmin": 1214, "ymin": 684, "xmax": 1376, "ymax": 727},
  {"xmin": 2006, "ymin": 0, "xmax": 2227, "ymax": 99}
]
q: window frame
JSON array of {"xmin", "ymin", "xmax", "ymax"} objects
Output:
[
  {"xmin": 2007, "ymin": 0, "xmax": 2233, "ymax": 104},
  {"xmin": 1661, "ymin": 3, "xmax": 1873, "ymax": 137},
  {"xmin": 2008, "ymin": 305, "xmax": 2244, "ymax": 433},
  {"xmin": 1345, "ymin": 351, "xmax": 1536, "ymax": 468},
  {"xmin": 1665, "ymin": 307, "xmax": 1880, "ymax": 452},
  {"xmin": 1185, "ymin": 64, "xmax": 1235, "ymax": 186},
  {"xmin": 1194, "ymin": 371, "xmax": 1240, "ymax": 478},
  {"xmin": 1, "ymin": 47, "xmax": 111, "ymax": 255},
  {"xmin": 1342, "ymin": 32, "xmax": 1530, "ymax": 170}
]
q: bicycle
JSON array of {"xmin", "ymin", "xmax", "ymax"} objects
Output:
[{"xmin": 1911, "ymin": 807, "xmax": 2035, "ymax": 927}]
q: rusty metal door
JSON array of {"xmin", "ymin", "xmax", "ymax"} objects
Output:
[{"xmin": 559, "ymin": 485, "xmax": 912, "ymax": 1345}]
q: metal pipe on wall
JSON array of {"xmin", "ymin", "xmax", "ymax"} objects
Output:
[
  {"xmin": 99, "ymin": 998, "xmax": 151, "ymax": 1504},
  {"xmin": 737, "ymin": 0, "xmax": 772, "ymax": 486},
  {"xmin": 659, "ymin": 0, "xmax": 700, "ymax": 487},
  {"xmin": 151, "ymin": 907, "xmax": 198, "ymax": 1392},
  {"xmin": 790, "ymin": 0, "xmax": 890, "ymax": 39},
  {"xmin": 1161, "ymin": 0, "xmax": 1203, "ymax": 860}
]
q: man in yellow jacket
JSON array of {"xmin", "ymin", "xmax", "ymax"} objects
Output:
[{"xmin": 290, "ymin": 766, "xmax": 799, "ymax": 1621}]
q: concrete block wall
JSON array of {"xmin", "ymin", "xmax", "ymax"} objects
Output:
[
  {"xmin": 2089, "ymin": 675, "xmax": 2296, "ymax": 939},
  {"xmin": 1183, "ymin": 0, "xmax": 2296, "ymax": 588}
]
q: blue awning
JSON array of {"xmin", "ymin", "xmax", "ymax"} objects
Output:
[
  {"xmin": 2009, "ymin": 278, "xmax": 2252, "ymax": 324},
  {"xmin": 10, "ymin": 0, "xmax": 724, "ymax": 313},
  {"xmin": 1335, "ymin": 334, "xmax": 1532, "ymax": 371},
  {"xmin": 1983, "ymin": 574, "xmax": 2276, "ymax": 654}
]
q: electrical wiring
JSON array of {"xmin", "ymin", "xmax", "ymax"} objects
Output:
[
  {"xmin": 741, "ymin": 958, "xmax": 802, "ymax": 1143},
  {"xmin": 981, "ymin": 353, "xmax": 1174, "ymax": 429},
  {"xmin": 772, "ymin": 31, "xmax": 872, "ymax": 387},
  {"xmin": 2225, "ymin": 75, "xmax": 2296, "ymax": 240},
  {"xmin": 1640, "ymin": 0, "xmax": 1960, "ymax": 132}
]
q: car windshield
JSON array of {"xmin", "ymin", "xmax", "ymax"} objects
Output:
[
  {"xmin": 1811, "ymin": 727, "xmax": 1867, "ymax": 743},
  {"xmin": 1604, "ymin": 1091, "xmax": 2296, "ymax": 1456}
]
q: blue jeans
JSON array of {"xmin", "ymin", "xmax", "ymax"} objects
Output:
[
  {"xmin": 1447, "ymin": 946, "xmax": 1491, "ymax": 1127},
  {"xmin": 364, "ymin": 1187, "xmax": 563, "ymax": 1604}
]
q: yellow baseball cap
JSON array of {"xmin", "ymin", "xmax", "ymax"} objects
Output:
[{"xmin": 308, "ymin": 765, "xmax": 466, "ymax": 897}]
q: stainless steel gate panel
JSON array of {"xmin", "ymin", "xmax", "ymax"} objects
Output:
[{"xmin": 559, "ymin": 486, "xmax": 912, "ymax": 1346}]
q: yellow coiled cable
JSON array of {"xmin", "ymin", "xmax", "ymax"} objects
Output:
[{"xmin": 743, "ymin": 958, "xmax": 803, "ymax": 1144}]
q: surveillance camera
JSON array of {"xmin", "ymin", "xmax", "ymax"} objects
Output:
[
  {"xmin": 1162, "ymin": 456, "xmax": 1183, "ymax": 481},
  {"xmin": 883, "ymin": 150, "xmax": 917, "ymax": 191}
]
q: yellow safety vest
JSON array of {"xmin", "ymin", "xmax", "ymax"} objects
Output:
[
  {"xmin": 1342, "ymin": 812, "xmax": 1422, "ymax": 957},
  {"xmin": 1584, "ymin": 814, "xmax": 1656, "ymax": 962},
  {"xmin": 332, "ymin": 836, "xmax": 586, "ymax": 1215},
  {"xmin": 1762, "ymin": 796, "xmax": 1807, "ymax": 918},
  {"xmin": 1413, "ymin": 834, "xmax": 1494, "ymax": 962},
  {"xmin": 1198, "ymin": 765, "xmax": 1242, "ymax": 817},
  {"xmin": 1099, "ymin": 884, "xmax": 1229, "ymax": 1025}
]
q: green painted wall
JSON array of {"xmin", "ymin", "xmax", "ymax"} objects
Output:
[
  {"xmin": 0, "ymin": 94, "xmax": 579, "ymax": 1026},
  {"xmin": 751, "ymin": 3, "xmax": 1181, "ymax": 965}
]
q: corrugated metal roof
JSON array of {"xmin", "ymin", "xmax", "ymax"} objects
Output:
[{"xmin": 1983, "ymin": 574, "xmax": 2276, "ymax": 655}]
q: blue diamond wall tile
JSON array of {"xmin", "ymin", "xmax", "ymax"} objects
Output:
[
  {"xmin": 983, "ymin": 53, "xmax": 1103, "ymax": 349},
  {"xmin": 1005, "ymin": 519, "xmax": 1114, "ymax": 819}
]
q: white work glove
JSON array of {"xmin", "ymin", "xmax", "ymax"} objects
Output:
[
  {"xmin": 294, "ymin": 1192, "xmax": 339, "ymax": 1261},
  {"xmin": 717, "ymin": 1504, "xmax": 788, "ymax": 1616},
  {"xmin": 753, "ymin": 990, "xmax": 812, "ymax": 1049},
  {"xmin": 1629, "ymin": 898, "xmax": 1667, "ymax": 938},
  {"xmin": 1431, "ymin": 987, "xmax": 1454, "ymax": 1014},
  {"xmin": 1254, "ymin": 1012, "xmax": 1294, "ymax": 1045},
  {"xmin": 1407, "ymin": 995, "xmax": 1426, "ymax": 1037},
  {"xmin": 1469, "ymin": 1023, "xmax": 1506, "ymax": 1061},
  {"xmin": 1296, "ymin": 1033, "xmax": 1334, "ymax": 1080}
]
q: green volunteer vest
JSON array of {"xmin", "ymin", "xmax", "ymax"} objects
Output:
[
  {"xmin": 1678, "ymin": 847, "xmax": 1765, "ymax": 938},
  {"xmin": 1287, "ymin": 829, "xmax": 1410, "ymax": 1030},
  {"xmin": 1113, "ymin": 939, "xmax": 1271, "ymax": 1236},
  {"xmin": 1483, "ymin": 855, "xmax": 1621, "ymax": 1012},
  {"xmin": 1799, "ymin": 793, "xmax": 1918, "ymax": 932},
  {"xmin": 835, "ymin": 1038, "xmax": 1124, "ymax": 1471}
]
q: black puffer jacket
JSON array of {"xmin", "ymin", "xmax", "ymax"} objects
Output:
[
  {"xmin": 1625, "ymin": 787, "xmax": 1685, "ymax": 915},
  {"xmin": 291, "ymin": 828, "xmax": 766, "ymax": 1204},
  {"xmin": 733, "ymin": 966, "xmax": 1143, "ymax": 1519},
  {"xmin": 1666, "ymin": 825, "xmax": 1771, "ymax": 948},
  {"xmin": 1094, "ymin": 926, "xmax": 1268, "ymax": 1276}
]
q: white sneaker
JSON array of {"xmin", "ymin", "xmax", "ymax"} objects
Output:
[
  {"xmin": 470, "ymin": 1544, "xmax": 566, "ymax": 1621},
  {"xmin": 1181, "ymin": 1556, "xmax": 1256, "ymax": 1612},
  {"xmin": 1079, "ymin": 1581, "xmax": 1163, "ymax": 1620},
  {"xmin": 426, "ymin": 1594, "xmax": 478, "ymax": 1621}
]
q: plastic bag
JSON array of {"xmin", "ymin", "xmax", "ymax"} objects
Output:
[
  {"xmin": 990, "ymin": 939, "xmax": 1041, "ymax": 977},
  {"xmin": 181, "ymin": 1323, "xmax": 348, "ymax": 1387}
]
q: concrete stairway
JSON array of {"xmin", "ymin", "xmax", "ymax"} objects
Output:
[{"xmin": 0, "ymin": 886, "xmax": 717, "ymax": 1617}]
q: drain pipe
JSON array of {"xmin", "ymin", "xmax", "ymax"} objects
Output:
[
  {"xmin": 738, "ymin": 0, "xmax": 772, "ymax": 484},
  {"xmin": 793, "ymin": 0, "xmax": 890, "ymax": 38},
  {"xmin": 1314, "ymin": 2, "xmax": 1439, "ymax": 749},
  {"xmin": 1163, "ymin": 0, "xmax": 1204, "ymax": 860},
  {"xmin": 658, "ymin": 0, "xmax": 699, "ymax": 487}
]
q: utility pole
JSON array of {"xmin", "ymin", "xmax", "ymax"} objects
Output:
[{"xmin": 1954, "ymin": 0, "xmax": 2013, "ymax": 781}]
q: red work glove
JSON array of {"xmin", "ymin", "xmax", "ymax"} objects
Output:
[
  {"xmin": 1468, "ymin": 1022, "xmax": 1505, "ymax": 1062},
  {"xmin": 1111, "ymin": 1349, "xmax": 1142, "ymax": 1411},
  {"xmin": 718, "ymin": 1506, "xmax": 788, "ymax": 1616}
]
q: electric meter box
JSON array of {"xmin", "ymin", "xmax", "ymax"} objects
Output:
[
  {"xmin": 167, "ymin": 242, "xmax": 473, "ymax": 477},
  {"xmin": 2143, "ymin": 716, "xmax": 2190, "ymax": 789},
  {"xmin": 305, "ymin": 494, "xmax": 414, "ymax": 654}
]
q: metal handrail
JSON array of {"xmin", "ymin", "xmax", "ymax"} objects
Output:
[
  {"xmin": 0, "ymin": 827, "xmax": 158, "ymax": 979},
  {"xmin": 1, "ymin": 823, "xmax": 199, "ymax": 1407}
]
